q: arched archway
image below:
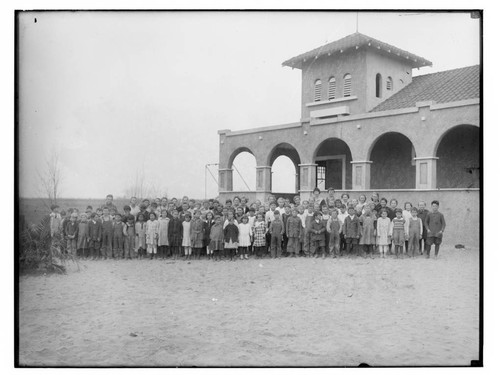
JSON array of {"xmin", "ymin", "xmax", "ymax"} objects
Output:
[
  {"xmin": 313, "ymin": 138, "xmax": 353, "ymax": 190},
  {"xmin": 369, "ymin": 132, "xmax": 416, "ymax": 189},
  {"xmin": 268, "ymin": 143, "xmax": 301, "ymax": 196},
  {"xmin": 230, "ymin": 150, "xmax": 256, "ymax": 192},
  {"xmin": 435, "ymin": 125, "xmax": 480, "ymax": 188},
  {"xmin": 272, "ymin": 156, "xmax": 297, "ymax": 194}
]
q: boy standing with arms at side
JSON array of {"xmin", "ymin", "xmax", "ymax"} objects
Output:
[
  {"xmin": 424, "ymin": 200, "xmax": 446, "ymax": 259},
  {"xmin": 417, "ymin": 201, "xmax": 429, "ymax": 255},
  {"xmin": 269, "ymin": 210, "xmax": 284, "ymax": 259},
  {"xmin": 286, "ymin": 208, "xmax": 303, "ymax": 257},
  {"xmin": 342, "ymin": 206, "xmax": 361, "ymax": 257}
]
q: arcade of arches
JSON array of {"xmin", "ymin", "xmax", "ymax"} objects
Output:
[{"xmin": 222, "ymin": 125, "xmax": 479, "ymax": 195}]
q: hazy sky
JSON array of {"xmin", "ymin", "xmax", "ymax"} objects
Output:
[{"xmin": 18, "ymin": 11, "xmax": 480, "ymax": 199}]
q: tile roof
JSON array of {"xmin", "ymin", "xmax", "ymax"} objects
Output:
[
  {"xmin": 282, "ymin": 32, "xmax": 432, "ymax": 69},
  {"xmin": 370, "ymin": 65, "xmax": 480, "ymax": 112}
]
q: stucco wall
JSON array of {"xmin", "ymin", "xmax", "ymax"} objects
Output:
[
  {"xmin": 301, "ymin": 49, "xmax": 367, "ymax": 118},
  {"xmin": 219, "ymin": 103, "xmax": 480, "ymax": 181},
  {"xmin": 217, "ymin": 189, "xmax": 480, "ymax": 248},
  {"xmin": 365, "ymin": 50, "xmax": 414, "ymax": 111}
]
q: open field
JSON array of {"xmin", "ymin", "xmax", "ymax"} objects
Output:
[{"xmin": 18, "ymin": 247, "xmax": 480, "ymax": 367}]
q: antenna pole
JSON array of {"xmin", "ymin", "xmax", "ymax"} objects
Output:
[{"xmin": 356, "ymin": 12, "xmax": 359, "ymax": 32}]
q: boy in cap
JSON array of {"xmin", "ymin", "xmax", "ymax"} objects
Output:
[{"xmin": 424, "ymin": 200, "xmax": 446, "ymax": 259}]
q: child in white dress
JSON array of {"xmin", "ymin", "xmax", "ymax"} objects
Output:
[
  {"xmin": 238, "ymin": 215, "xmax": 252, "ymax": 260},
  {"xmin": 376, "ymin": 209, "xmax": 391, "ymax": 258},
  {"xmin": 182, "ymin": 214, "xmax": 192, "ymax": 260}
]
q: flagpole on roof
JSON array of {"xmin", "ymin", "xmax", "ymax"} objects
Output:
[{"xmin": 356, "ymin": 12, "xmax": 359, "ymax": 33}]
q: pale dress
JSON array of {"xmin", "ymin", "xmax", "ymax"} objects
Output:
[
  {"xmin": 238, "ymin": 222, "xmax": 252, "ymax": 247},
  {"xmin": 182, "ymin": 221, "xmax": 192, "ymax": 247},
  {"xmin": 146, "ymin": 220, "xmax": 160, "ymax": 254},
  {"xmin": 157, "ymin": 217, "xmax": 170, "ymax": 246},
  {"xmin": 376, "ymin": 217, "xmax": 391, "ymax": 246}
]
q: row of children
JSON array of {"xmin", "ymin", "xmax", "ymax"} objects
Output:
[{"xmin": 48, "ymin": 190, "xmax": 446, "ymax": 261}]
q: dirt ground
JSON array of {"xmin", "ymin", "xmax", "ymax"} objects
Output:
[{"xmin": 18, "ymin": 246, "xmax": 480, "ymax": 367}]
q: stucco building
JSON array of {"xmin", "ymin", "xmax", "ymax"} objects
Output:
[{"xmin": 218, "ymin": 32, "xmax": 480, "ymax": 247}]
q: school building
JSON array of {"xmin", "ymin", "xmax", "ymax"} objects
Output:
[{"xmin": 217, "ymin": 32, "xmax": 480, "ymax": 247}]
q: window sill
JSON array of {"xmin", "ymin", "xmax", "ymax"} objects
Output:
[{"xmin": 306, "ymin": 96, "xmax": 357, "ymax": 107}]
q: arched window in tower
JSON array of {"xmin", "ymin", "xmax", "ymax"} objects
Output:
[
  {"xmin": 387, "ymin": 76, "xmax": 393, "ymax": 91},
  {"xmin": 314, "ymin": 79, "xmax": 322, "ymax": 101},
  {"xmin": 375, "ymin": 73, "xmax": 382, "ymax": 98},
  {"xmin": 328, "ymin": 77, "xmax": 336, "ymax": 100},
  {"xmin": 343, "ymin": 74, "xmax": 352, "ymax": 97}
]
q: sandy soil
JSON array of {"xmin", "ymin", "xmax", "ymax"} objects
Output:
[{"xmin": 18, "ymin": 247, "xmax": 480, "ymax": 367}]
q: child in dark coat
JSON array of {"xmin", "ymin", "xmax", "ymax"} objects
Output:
[
  {"xmin": 224, "ymin": 216, "xmax": 239, "ymax": 261},
  {"xmin": 168, "ymin": 210, "xmax": 183, "ymax": 260},
  {"xmin": 342, "ymin": 206, "xmax": 361, "ymax": 257},
  {"xmin": 88, "ymin": 213, "xmax": 102, "ymax": 260},
  {"xmin": 309, "ymin": 211, "xmax": 326, "ymax": 258},
  {"xmin": 269, "ymin": 210, "xmax": 284, "ymax": 259}
]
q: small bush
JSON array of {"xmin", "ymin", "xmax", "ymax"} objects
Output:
[{"xmin": 19, "ymin": 216, "xmax": 78, "ymax": 274}]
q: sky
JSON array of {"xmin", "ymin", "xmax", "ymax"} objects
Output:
[{"xmin": 17, "ymin": 10, "xmax": 480, "ymax": 199}]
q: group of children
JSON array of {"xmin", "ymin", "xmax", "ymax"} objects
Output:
[{"xmin": 48, "ymin": 189, "xmax": 446, "ymax": 262}]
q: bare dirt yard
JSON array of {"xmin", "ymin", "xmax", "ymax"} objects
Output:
[{"xmin": 18, "ymin": 247, "xmax": 480, "ymax": 367}]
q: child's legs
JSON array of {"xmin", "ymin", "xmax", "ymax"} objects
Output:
[
  {"xmin": 339, "ymin": 234, "xmax": 346, "ymax": 254},
  {"xmin": 433, "ymin": 237, "xmax": 442, "ymax": 256},
  {"xmin": 363, "ymin": 244, "xmax": 369, "ymax": 256},
  {"xmin": 332, "ymin": 235, "xmax": 340, "ymax": 256},
  {"xmin": 287, "ymin": 237, "xmax": 296, "ymax": 254},
  {"xmin": 324, "ymin": 233, "xmax": 330, "ymax": 254},
  {"xmin": 115, "ymin": 236, "xmax": 124, "ymax": 258},
  {"xmin": 103, "ymin": 232, "xmax": 112, "ymax": 258},
  {"xmin": 310, "ymin": 240, "xmax": 318, "ymax": 256},
  {"xmin": 70, "ymin": 239, "xmax": 77, "ymax": 255},
  {"xmin": 92, "ymin": 240, "xmax": 99, "ymax": 258},
  {"xmin": 129, "ymin": 239, "xmax": 136, "ymax": 258},
  {"xmin": 409, "ymin": 235, "xmax": 418, "ymax": 256},
  {"xmin": 270, "ymin": 236, "xmax": 278, "ymax": 258},
  {"xmin": 282, "ymin": 235, "xmax": 288, "ymax": 255},
  {"xmin": 378, "ymin": 245, "xmax": 384, "ymax": 255}
]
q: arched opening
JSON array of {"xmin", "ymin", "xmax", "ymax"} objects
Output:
[
  {"xmin": 272, "ymin": 156, "xmax": 297, "ymax": 194},
  {"xmin": 230, "ymin": 151, "xmax": 256, "ymax": 192},
  {"xmin": 314, "ymin": 138, "xmax": 353, "ymax": 190},
  {"xmin": 370, "ymin": 132, "xmax": 416, "ymax": 189},
  {"xmin": 436, "ymin": 125, "xmax": 480, "ymax": 188},
  {"xmin": 328, "ymin": 77, "xmax": 336, "ymax": 100},
  {"xmin": 268, "ymin": 143, "xmax": 301, "ymax": 198},
  {"xmin": 343, "ymin": 73, "xmax": 352, "ymax": 97},
  {"xmin": 376, "ymin": 73, "xmax": 382, "ymax": 98},
  {"xmin": 314, "ymin": 79, "xmax": 322, "ymax": 101}
]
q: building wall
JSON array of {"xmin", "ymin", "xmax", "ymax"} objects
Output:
[
  {"xmin": 365, "ymin": 50, "xmax": 413, "ymax": 111},
  {"xmin": 218, "ymin": 189, "xmax": 480, "ymax": 248},
  {"xmin": 219, "ymin": 102, "xmax": 480, "ymax": 171},
  {"xmin": 300, "ymin": 48, "xmax": 415, "ymax": 119},
  {"xmin": 301, "ymin": 49, "xmax": 367, "ymax": 119}
]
